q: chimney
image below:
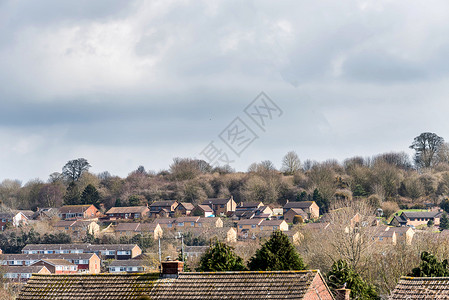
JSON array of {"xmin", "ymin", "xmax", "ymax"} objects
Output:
[
  {"xmin": 335, "ymin": 288, "xmax": 351, "ymax": 300},
  {"xmin": 161, "ymin": 259, "xmax": 184, "ymax": 278}
]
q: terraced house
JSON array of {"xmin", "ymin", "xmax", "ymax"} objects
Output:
[
  {"xmin": 105, "ymin": 206, "xmax": 149, "ymax": 220},
  {"xmin": 18, "ymin": 261, "xmax": 336, "ymax": 300}
]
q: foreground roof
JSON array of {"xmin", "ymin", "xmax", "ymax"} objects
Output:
[
  {"xmin": 389, "ymin": 276, "xmax": 449, "ymax": 299},
  {"xmin": 18, "ymin": 273, "xmax": 160, "ymax": 300},
  {"xmin": 18, "ymin": 270, "xmax": 333, "ymax": 300}
]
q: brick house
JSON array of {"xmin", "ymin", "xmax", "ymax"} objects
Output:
[
  {"xmin": 284, "ymin": 207, "xmax": 308, "ymax": 223},
  {"xmin": 18, "ymin": 268, "xmax": 335, "ymax": 299},
  {"xmin": 202, "ymin": 197, "xmax": 236, "ymax": 216},
  {"xmin": 191, "ymin": 205, "xmax": 214, "ymax": 217},
  {"xmin": 3, "ymin": 265, "xmax": 51, "ymax": 283},
  {"xmin": 390, "ymin": 211, "xmax": 442, "ymax": 227},
  {"xmin": 283, "ymin": 201, "xmax": 320, "ymax": 219},
  {"xmin": 149, "ymin": 201, "xmax": 178, "ymax": 218},
  {"xmin": 105, "ymin": 206, "xmax": 149, "ymax": 220},
  {"xmin": 0, "ymin": 212, "xmax": 14, "ymax": 231},
  {"xmin": 195, "ymin": 217, "xmax": 223, "ymax": 228},
  {"xmin": 152, "ymin": 218, "xmax": 176, "ymax": 230},
  {"xmin": 175, "ymin": 202, "xmax": 195, "ymax": 216},
  {"xmin": 259, "ymin": 219, "xmax": 288, "ymax": 232},
  {"xmin": 174, "ymin": 216, "xmax": 201, "ymax": 229},
  {"xmin": 31, "ymin": 259, "xmax": 78, "ymax": 274},
  {"xmin": 54, "ymin": 220, "xmax": 100, "ymax": 238},
  {"xmin": 58, "ymin": 205, "xmax": 100, "ymax": 220},
  {"xmin": 21, "ymin": 244, "xmax": 142, "ymax": 260},
  {"xmin": 237, "ymin": 219, "xmax": 264, "ymax": 235},
  {"xmin": 1, "ymin": 253, "xmax": 100, "ymax": 273}
]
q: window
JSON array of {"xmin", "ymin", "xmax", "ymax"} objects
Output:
[
  {"xmin": 239, "ymin": 225, "xmax": 242, "ymax": 229},
  {"xmin": 220, "ymin": 205, "xmax": 224, "ymax": 208},
  {"xmin": 110, "ymin": 267, "xmax": 116, "ymax": 272},
  {"xmin": 135, "ymin": 213, "xmax": 140, "ymax": 218},
  {"xmin": 120, "ymin": 267, "xmax": 126, "ymax": 272},
  {"xmin": 190, "ymin": 222, "xmax": 195, "ymax": 226},
  {"xmin": 167, "ymin": 224, "xmax": 172, "ymax": 228},
  {"xmin": 251, "ymin": 225, "xmax": 256, "ymax": 229},
  {"xmin": 178, "ymin": 222, "xmax": 184, "ymax": 227},
  {"xmin": 273, "ymin": 226, "xmax": 277, "ymax": 230}
]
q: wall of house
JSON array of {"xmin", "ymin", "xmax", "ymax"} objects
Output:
[
  {"xmin": 303, "ymin": 274, "xmax": 334, "ymax": 300},
  {"xmin": 88, "ymin": 255, "xmax": 100, "ymax": 273}
]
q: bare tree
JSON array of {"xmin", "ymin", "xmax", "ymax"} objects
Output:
[
  {"xmin": 62, "ymin": 158, "xmax": 91, "ymax": 182},
  {"xmin": 410, "ymin": 132, "xmax": 444, "ymax": 169},
  {"xmin": 281, "ymin": 151, "xmax": 301, "ymax": 175}
]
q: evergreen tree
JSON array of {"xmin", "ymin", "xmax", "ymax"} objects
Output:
[
  {"xmin": 441, "ymin": 199, "xmax": 449, "ymax": 214},
  {"xmin": 297, "ymin": 191, "xmax": 308, "ymax": 201},
  {"xmin": 312, "ymin": 188, "xmax": 329, "ymax": 214},
  {"xmin": 440, "ymin": 213, "xmax": 449, "ymax": 231},
  {"xmin": 327, "ymin": 260, "xmax": 379, "ymax": 300},
  {"xmin": 63, "ymin": 181, "xmax": 81, "ymax": 205},
  {"xmin": 114, "ymin": 198, "xmax": 122, "ymax": 207},
  {"xmin": 197, "ymin": 241, "xmax": 246, "ymax": 272},
  {"xmin": 248, "ymin": 230, "xmax": 306, "ymax": 271},
  {"xmin": 353, "ymin": 184, "xmax": 368, "ymax": 198},
  {"xmin": 410, "ymin": 252, "xmax": 449, "ymax": 277},
  {"xmin": 81, "ymin": 184, "xmax": 101, "ymax": 208}
]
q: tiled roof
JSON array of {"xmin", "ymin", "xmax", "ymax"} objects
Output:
[
  {"xmin": 39, "ymin": 259, "xmax": 76, "ymax": 266},
  {"xmin": 284, "ymin": 201, "xmax": 315, "ymax": 209},
  {"xmin": 18, "ymin": 270, "xmax": 331, "ymax": 300},
  {"xmin": 54, "ymin": 220, "xmax": 77, "ymax": 227},
  {"xmin": 106, "ymin": 206, "xmax": 149, "ymax": 215},
  {"xmin": 389, "ymin": 276, "xmax": 449, "ymax": 299},
  {"xmin": 59, "ymin": 205, "xmax": 94, "ymax": 214},
  {"xmin": 237, "ymin": 202, "xmax": 261, "ymax": 208},
  {"xmin": 237, "ymin": 219, "xmax": 263, "ymax": 226},
  {"xmin": 175, "ymin": 217, "xmax": 200, "ymax": 223},
  {"xmin": 4, "ymin": 266, "xmax": 48, "ymax": 274},
  {"xmin": 401, "ymin": 211, "xmax": 442, "ymax": 219},
  {"xmin": 197, "ymin": 217, "xmax": 220, "ymax": 223},
  {"xmin": 196, "ymin": 205, "xmax": 214, "ymax": 212},
  {"xmin": 18, "ymin": 273, "xmax": 160, "ymax": 300},
  {"xmin": 88, "ymin": 244, "xmax": 138, "ymax": 251},
  {"xmin": 201, "ymin": 198, "xmax": 231, "ymax": 205},
  {"xmin": 115, "ymin": 223, "xmax": 140, "ymax": 232},
  {"xmin": 23, "ymin": 244, "xmax": 89, "ymax": 251},
  {"xmin": 150, "ymin": 201, "xmax": 177, "ymax": 207},
  {"xmin": 150, "ymin": 271, "xmax": 328, "ymax": 299},
  {"xmin": 2, "ymin": 253, "xmax": 97, "ymax": 260},
  {"xmin": 0, "ymin": 212, "xmax": 14, "ymax": 218},
  {"xmin": 152, "ymin": 218, "xmax": 175, "ymax": 225},
  {"xmin": 260, "ymin": 219, "xmax": 285, "ymax": 226},
  {"xmin": 178, "ymin": 203, "xmax": 195, "ymax": 210}
]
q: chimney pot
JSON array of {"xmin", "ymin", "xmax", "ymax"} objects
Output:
[{"xmin": 335, "ymin": 288, "xmax": 351, "ymax": 300}]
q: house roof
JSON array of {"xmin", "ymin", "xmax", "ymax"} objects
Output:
[
  {"xmin": 237, "ymin": 202, "xmax": 261, "ymax": 209},
  {"xmin": 150, "ymin": 201, "xmax": 177, "ymax": 207},
  {"xmin": 196, "ymin": 205, "xmax": 214, "ymax": 213},
  {"xmin": 389, "ymin": 276, "xmax": 449, "ymax": 299},
  {"xmin": 18, "ymin": 270, "xmax": 331, "ymax": 300},
  {"xmin": 401, "ymin": 211, "xmax": 442, "ymax": 219},
  {"xmin": 237, "ymin": 219, "xmax": 263, "ymax": 226},
  {"xmin": 17, "ymin": 210, "xmax": 35, "ymax": 218},
  {"xmin": 287, "ymin": 208, "xmax": 308, "ymax": 217},
  {"xmin": 106, "ymin": 206, "xmax": 149, "ymax": 215},
  {"xmin": 59, "ymin": 205, "xmax": 95, "ymax": 214},
  {"xmin": 4, "ymin": 266, "xmax": 48, "ymax": 274},
  {"xmin": 109, "ymin": 259, "xmax": 147, "ymax": 267},
  {"xmin": 3, "ymin": 253, "xmax": 97, "ymax": 260},
  {"xmin": 115, "ymin": 223, "xmax": 140, "ymax": 232},
  {"xmin": 54, "ymin": 220, "xmax": 77, "ymax": 227},
  {"xmin": 0, "ymin": 212, "xmax": 14, "ymax": 219},
  {"xmin": 198, "ymin": 217, "xmax": 220, "ymax": 223},
  {"xmin": 175, "ymin": 216, "xmax": 200, "ymax": 223},
  {"xmin": 260, "ymin": 219, "xmax": 285, "ymax": 226},
  {"xmin": 284, "ymin": 201, "xmax": 315, "ymax": 210},
  {"xmin": 152, "ymin": 218, "xmax": 175, "ymax": 225},
  {"xmin": 201, "ymin": 198, "xmax": 231, "ymax": 205},
  {"xmin": 38, "ymin": 259, "xmax": 76, "ymax": 266},
  {"xmin": 178, "ymin": 202, "xmax": 195, "ymax": 210},
  {"xmin": 21, "ymin": 243, "xmax": 138, "ymax": 253},
  {"xmin": 18, "ymin": 273, "xmax": 161, "ymax": 300}
]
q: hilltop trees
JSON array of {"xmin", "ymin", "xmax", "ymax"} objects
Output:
[
  {"xmin": 62, "ymin": 158, "xmax": 91, "ymax": 182},
  {"xmin": 281, "ymin": 151, "xmax": 301, "ymax": 175},
  {"xmin": 410, "ymin": 132, "xmax": 444, "ymax": 169}
]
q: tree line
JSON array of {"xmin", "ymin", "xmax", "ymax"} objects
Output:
[{"xmin": 2, "ymin": 132, "xmax": 449, "ymax": 215}]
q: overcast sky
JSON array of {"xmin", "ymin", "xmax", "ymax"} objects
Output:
[{"xmin": 1, "ymin": 0, "xmax": 449, "ymax": 183}]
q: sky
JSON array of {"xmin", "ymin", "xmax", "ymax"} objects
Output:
[{"xmin": 1, "ymin": 0, "xmax": 449, "ymax": 183}]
